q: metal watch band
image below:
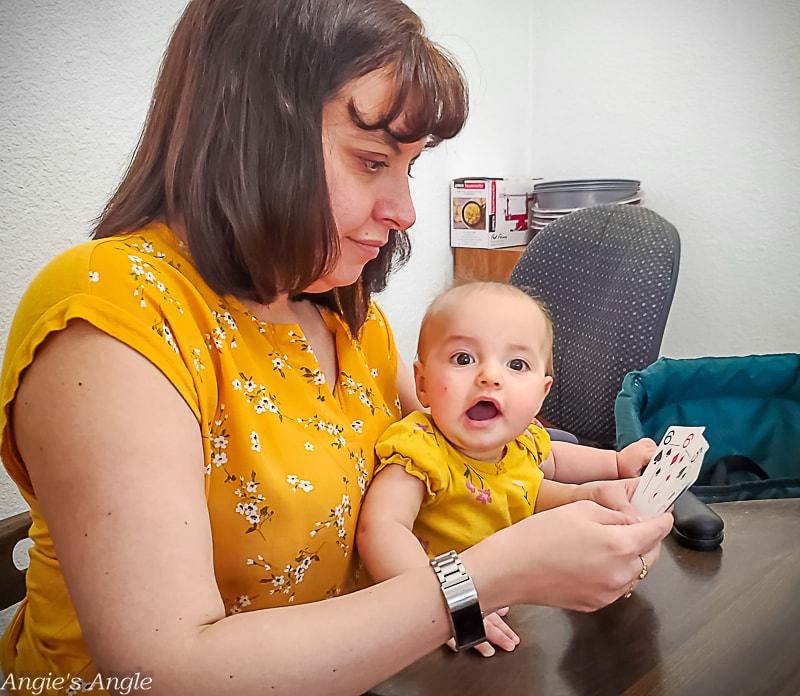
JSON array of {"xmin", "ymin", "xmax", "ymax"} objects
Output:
[{"xmin": 430, "ymin": 550, "xmax": 486, "ymax": 651}]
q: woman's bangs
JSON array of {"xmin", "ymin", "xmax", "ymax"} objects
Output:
[{"xmin": 357, "ymin": 41, "xmax": 467, "ymax": 145}]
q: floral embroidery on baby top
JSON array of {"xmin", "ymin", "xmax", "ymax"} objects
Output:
[
  {"xmin": 0, "ymin": 224, "xmax": 401, "ymax": 685},
  {"xmin": 374, "ymin": 412, "xmax": 550, "ymax": 557}
]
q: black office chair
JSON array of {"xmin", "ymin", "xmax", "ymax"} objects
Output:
[
  {"xmin": 510, "ymin": 204, "xmax": 681, "ymax": 448},
  {"xmin": 1, "ymin": 510, "xmax": 31, "ymax": 610}
]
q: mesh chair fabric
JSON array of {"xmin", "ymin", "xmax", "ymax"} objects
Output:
[{"xmin": 509, "ymin": 204, "xmax": 680, "ymax": 446}]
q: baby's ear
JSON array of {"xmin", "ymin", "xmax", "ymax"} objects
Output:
[
  {"xmin": 543, "ymin": 375, "xmax": 554, "ymax": 397},
  {"xmin": 413, "ymin": 360, "xmax": 430, "ymax": 408}
]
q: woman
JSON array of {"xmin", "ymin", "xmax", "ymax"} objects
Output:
[{"xmin": 0, "ymin": 1, "xmax": 673, "ymax": 694}]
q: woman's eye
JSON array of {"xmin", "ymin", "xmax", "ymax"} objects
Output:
[
  {"xmin": 508, "ymin": 358, "xmax": 530, "ymax": 372},
  {"xmin": 365, "ymin": 160, "xmax": 388, "ymax": 172},
  {"xmin": 452, "ymin": 352, "xmax": 474, "ymax": 366}
]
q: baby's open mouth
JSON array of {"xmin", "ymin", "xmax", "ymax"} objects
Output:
[{"xmin": 466, "ymin": 400, "xmax": 499, "ymax": 421}]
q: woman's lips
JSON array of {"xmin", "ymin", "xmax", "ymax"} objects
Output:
[{"xmin": 348, "ymin": 237, "xmax": 384, "ymax": 260}]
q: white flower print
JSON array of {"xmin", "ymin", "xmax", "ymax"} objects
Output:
[
  {"xmin": 304, "ymin": 442, "xmax": 314, "ymax": 451},
  {"xmin": 250, "ymin": 431, "xmax": 261, "ymax": 452},
  {"xmin": 287, "ymin": 475, "xmax": 314, "ymax": 493},
  {"xmin": 192, "ymin": 347, "xmax": 206, "ymax": 377},
  {"xmin": 351, "ymin": 451, "xmax": 369, "ymax": 495},
  {"xmin": 247, "ymin": 554, "xmax": 271, "ymax": 570},
  {"xmin": 233, "ymin": 473, "xmax": 273, "ymax": 537},
  {"xmin": 229, "ymin": 595, "xmax": 252, "ymax": 614},
  {"xmin": 310, "ymin": 489, "xmax": 352, "ymax": 556},
  {"xmin": 88, "ymin": 271, "xmax": 99, "ymax": 282},
  {"xmin": 351, "ymin": 420, "xmax": 364, "ymax": 434},
  {"xmin": 296, "ymin": 416, "xmax": 345, "ymax": 448},
  {"xmin": 126, "ymin": 243, "xmax": 184, "ymax": 315}
]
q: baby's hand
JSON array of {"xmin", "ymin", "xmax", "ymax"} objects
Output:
[
  {"xmin": 446, "ymin": 608, "xmax": 520, "ymax": 657},
  {"xmin": 616, "ymin": 438, "xmax": 657, "ymax": 478}
]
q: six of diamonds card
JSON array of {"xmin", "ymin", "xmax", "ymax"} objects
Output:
[{"xmin": 631, "ymin": 426, "xmax": 710, "ymax": 517}]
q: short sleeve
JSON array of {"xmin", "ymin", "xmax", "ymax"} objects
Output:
[
  {"xmin": 518, "ymin": 421, "xmax": 552, "ymax": 466},
  {"xmin": 374, "ymin": 412, "xmax": 448, "ymax": 500}
]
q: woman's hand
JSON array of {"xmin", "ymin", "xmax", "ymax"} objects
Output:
[
  {"xmin": 578, "ymin": 477, "xmax": 641, "ymax": 517},
  {"xmin": 462, "ymin": 500, "xmax": 673, "ymax": 614}
]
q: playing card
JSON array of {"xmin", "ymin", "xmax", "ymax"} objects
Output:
[{"xmin": 631, "ymin": 425, "xmax": 709, "ymax": 516}]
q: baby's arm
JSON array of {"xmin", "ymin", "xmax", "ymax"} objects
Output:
[
  {"xmin": 357, "ymin": 465, "xmax": 430, "ymax": 579},
  {"xmin": 357, "ymin": 466, "xmax": 519, "ymax": 657},
  {"xmin": 543, "ymin": 438, "xmax": 657, "ymax": 483},
  {"xmin": 535, "ymin": 478, "xmax": 640, "ymax": 518}
]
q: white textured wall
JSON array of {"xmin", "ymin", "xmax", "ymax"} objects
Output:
[
  {"xmin": 529, "ymin": 0, "xmax": 800, "ymax": 358},
  {"xmin": 1, "ymin": 0, "xmax": 798, "ymax": 575}
]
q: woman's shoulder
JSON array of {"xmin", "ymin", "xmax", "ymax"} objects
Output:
[
  {"xmin": 24, "ymin": 225, "xmax": 194, "ymax": 302},
  {"xmin": 6, "ymin": 226, "xmax": 217, "ymax": 397}
]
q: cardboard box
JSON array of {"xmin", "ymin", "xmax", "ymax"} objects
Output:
[{"xmin": 450, "ymin": 177, "xmax": 535, "ymax": 249}]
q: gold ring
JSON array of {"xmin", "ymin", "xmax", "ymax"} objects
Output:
[{"xmin": 638, "ymin": 555, "xmax": 649, "ymax": 580}]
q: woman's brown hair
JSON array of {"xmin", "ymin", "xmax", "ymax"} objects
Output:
[{"xmin": 93, "ymin": 0, "xmax": 468, "ymax": 332}]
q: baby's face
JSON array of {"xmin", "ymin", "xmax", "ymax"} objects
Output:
[{"xmin": 414, "ymin": 289, "xmax": 553, "ymax": 462}]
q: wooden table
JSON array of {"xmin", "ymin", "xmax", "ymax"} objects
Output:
[{"xmin": 368, "ymin": 499, "xmax": 800, "ymax": 696}]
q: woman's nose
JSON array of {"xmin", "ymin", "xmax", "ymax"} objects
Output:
[{"xmin": 378, "ymin": 177, "xmax": 416, "ymax": 231}]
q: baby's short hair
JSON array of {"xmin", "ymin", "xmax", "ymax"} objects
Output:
[{"xmin": 417, "ymin": 281, "xmax": 553, "ymax": 375}]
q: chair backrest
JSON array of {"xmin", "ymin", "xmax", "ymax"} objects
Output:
[
  {"xmin": 509, "ymin": 204, "xmax": 680, "ymax": 447},
  {"xmin": 1, "ymin": 510, "xmax": 31, "ymax": 610}
]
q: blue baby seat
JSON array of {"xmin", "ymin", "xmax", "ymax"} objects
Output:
[{"xmin": 615, "ymin": 354, "xmax": 800, "ymax": 502}]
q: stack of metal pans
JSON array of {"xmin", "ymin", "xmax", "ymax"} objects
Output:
[{"xmin": 530, "ymin": 178, "xmax": 641, "ymax": 234}]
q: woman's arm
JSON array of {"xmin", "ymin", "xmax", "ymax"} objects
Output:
[
  {"xmin": 15, "ymin": 321, "xmax": 450, "ymax": 695},
  {"xmin": 14, "ymin": 321, "xmax": 673, "ymax": 694}
]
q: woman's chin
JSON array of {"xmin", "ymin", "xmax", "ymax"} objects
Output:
[{"xmin": 304, "ymin": 267, "xmax": 363, "ymax": 294}]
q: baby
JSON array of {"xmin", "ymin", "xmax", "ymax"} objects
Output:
[{"xmin": 357, "ymin": 281, "xmax": 655, "ymax": 655}]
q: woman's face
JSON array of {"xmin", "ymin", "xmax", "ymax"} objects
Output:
[{"xmin": 305, "ymin": 70, "xmax": 427, "ymax": 293}]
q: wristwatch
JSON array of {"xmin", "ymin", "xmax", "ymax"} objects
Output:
[{"xmin": 430, "ymin": 550, "xmax": 486, "ymax": 651}]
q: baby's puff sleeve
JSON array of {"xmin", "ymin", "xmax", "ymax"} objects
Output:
[
  {"xmin": 374, "ymin": 412, "xmax": 448, "ymax": 502},
  {"xmin": 518, "ymin": 421, "xmax": 553, "ymax": 466}
]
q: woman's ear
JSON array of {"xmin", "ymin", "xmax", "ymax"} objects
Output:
[{"xmin": 413, "ymin": 359, "xmax": 430, "ymax": 408}]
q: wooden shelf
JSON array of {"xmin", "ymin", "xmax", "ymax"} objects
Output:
[{"xmin": 452, "ymin": 246, "xmax": 527, "ymax": 284}]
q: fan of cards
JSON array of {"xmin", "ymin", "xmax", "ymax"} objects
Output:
[{"xmin": 631, "ymin": 425, "xmax": 710, "ymax": 517}]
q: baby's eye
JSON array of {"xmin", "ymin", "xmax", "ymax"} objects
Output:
[
  {"xmin": 507, "ymin": 358, "xmax": 530, "ymax": 372},
  {"xmin": 451, "ymin": 352, "xmax": 474, "ymax": 366}
]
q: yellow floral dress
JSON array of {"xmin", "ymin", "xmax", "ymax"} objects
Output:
[
  {"xmin": 375, "ymin": 412, "xmax": 550, "ymax": 557},
  {"xmin": 0, "ymin": 224, "xmax": 401, "ymax": 690}
]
